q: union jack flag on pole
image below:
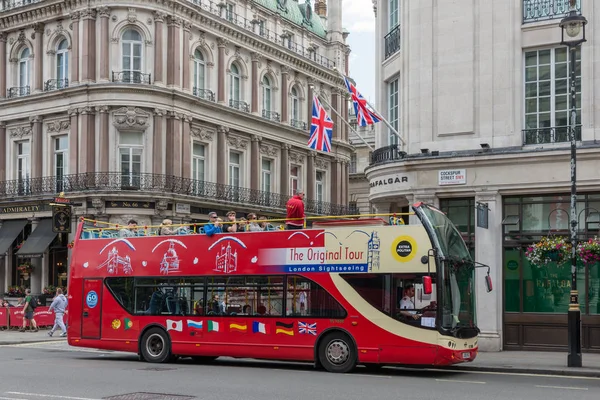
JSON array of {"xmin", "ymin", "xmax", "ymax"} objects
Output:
[
  {"xmin": 308, "ymin": 95, "xmax": 333, "ymax": 153},
  {"xmin": 344, "ymin": 76, "xmax": 382, "ymax": 127}
]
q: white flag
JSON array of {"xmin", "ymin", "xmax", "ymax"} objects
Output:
[{"xmin": 166, "ymin": 319, "xmax": 182, "ymax": 332}]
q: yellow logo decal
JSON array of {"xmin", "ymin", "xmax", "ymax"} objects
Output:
[
  {"xmin": 111, "ymin": 319, "xmax": 121, "ymax": 330},
  {"xmin": 391, "ymin": 235, "xmax": 417, "ymax": 262}
]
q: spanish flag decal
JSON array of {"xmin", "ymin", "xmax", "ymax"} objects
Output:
[
  {"xmin": 229, "ymin": 323, "xmax": 248, "ymax": 332},
  {"xmin": 275, "ymin": 321, "xmax": 294, "ymax": 335}
]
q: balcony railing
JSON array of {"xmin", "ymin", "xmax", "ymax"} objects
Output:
[
  {"xmin": 229, "ymin": 99, "xmax": 250, "ymax": 113},
  {"xmin": 0, "ymin": 172, "xmax": 350, "ymax": 216},
  {"xmin": 369, "ymin": 144, "xmax": 406, "ymax": 166},
  {"xmin": 185, "ymin": 0, "xmax": 335, "ymax": 69},
  {"xmin": 7, "ymin": 86, "xmax": 30, "ymax": 98},
  {"xmin": 523, "ymin": 0, "xmax": 581, "ymax": 23},
  {"xmin": 384, "ymin": 25, "xmax": 401, "ymax": 60},
  {"xmin": 44, "ymin": 78, "xmax": 69, "ymax": 92},
  {"xmin": 262, "ymin": 110, "xmax": 281, "ymax": 122},
  {"xmin": 193, "ymin": 87, "xmax": 215, "ymax": 102},
  {"xmin": 112, "ymin": 71, "xmax": 152, "ymax": 85},
  {"xmin": 0, "ymin": 0, "xmax": 42, "ymax": 13},
  {"xmin": 523, "ymin": 125, "xmax": 581, "ymax": 145},
  {"xmin": 290, "ymin": 119, "xmax": 307, "ymax": 131}
]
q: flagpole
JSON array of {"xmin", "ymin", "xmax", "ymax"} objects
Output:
[
  {"xmin": 334, "ymin": 68, "xmax": 406, "ymax": 147},
  {"xmin": 313, "ymin": 91, "xmax": 374, "ymax": 151}
]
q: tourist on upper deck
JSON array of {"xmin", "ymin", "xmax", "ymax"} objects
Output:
[
  {"xmin": 120, "ymin": 219, "xmax": 138, "ymax": 237},
  {"xmin": 203, "ymin": 212, "xmax": 222, "ymax": 237},
  {"xmin": 224, "ymin": 211, "xmax": 238, "ymax": 233},
  {"xmin": 159, "ymin": 219, "xmax": 175, "ymax": 235},
  {"xmin": 237, "ymin": 217, "xmax": 248, "ymax": 232},
  {"xmin": 246, "ymin": 213, "xmax": 262, "ymax": 232},
  {"xmin": 286, "ymin": 190, "xmax": 305, "ymax": 230}
]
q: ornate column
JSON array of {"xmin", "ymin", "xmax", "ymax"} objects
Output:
[
  {"xmin": 182, "ymin": 115, "xmax": 192, "ymax": 178},
  {"xmin": 330, "ymin": 159, "xmax": 339, "ymax": 205},
  {"xmin": 216, "ymin": 126, "xmax": 228, "ymax": 184},
  {"xmin": 342, "ymin": 92, "xmax": 349, "ymax": 142},
  {"xmin": 0, "ymin": 122, "xmax": 6, "ymax": 181},
  {"xmin": 307, "ymin": 151, "xmax": 315, "ymax": 201},
  {"xmin": 98, "ymin": 7, "xmax": 110, "ymax": 81},
  {"xmin": 81, "ymin": 9, "xmax": 97, "ymax": 82},
  {"xmin": 70, "ymin": 12, "xmax": 80, "ymax": 84},
  {"xmin": 250, "ymin": 135, "xmax": 261, "ymax": 190},
  {"xmin": 0, "ymin": 33, "xmax": 7, "ymax": 99},
  {"xmin": 153, "ymin": 109, "xmax": 166, "ymax": 174},
  {"xmin": 153, "ymin": 12, "xmax": 166, "ymax": 85},
  {"xmin": 339, "ymin": 160, "xmax": 347, "ymax": 206},
  {"xmin": 29, "ymin": 116, "xmax": 43, "ymax": 178},
  {"xmin": 217, "ymin": 38, "xmax": 228, "ymax": 104},
  {"xmin": 331, "ymin": 89, "xmax": 340, "ymax": 141},
  {"xmin": 167, "ymin": 16, "xmax": 182, "ymax": 87},
  {"xmin": 166, "ymin": 112, "xmax": 182, "ymax": 176},
  {"xmin": 280, "ymin": 65, "xmax": 290, "ymax": 123},
  {"xmin": 32, "ymin": 23, "xmax": 45, "ymax": 92},
  {"xmin": 250, "ymin": 52, "xmax": 260, "ymax": 114},
  {"xmin": 306, "ymin": 78, "xmax": 314, "ymax": 125},
  {"xmin": 182, "ymin": 22, "xmax": 191, "ymax": 91},
  {"xmin": 343, "ymin": 160, "xmax": 349, "ymax": 205},
  {"xmin": 96, "ymin": 106, "xmax": 109, "ymax": 172},
  {"xmin": 78, "ymin": 107, "xmax": 96, "ymax": 173},
  {"xmin": 280, "ymin": 144, "xmax": 290, "ymax": 196},
  {"xmin": 68, "ymin": 108, "xmax": 79, "ymax": 174}
]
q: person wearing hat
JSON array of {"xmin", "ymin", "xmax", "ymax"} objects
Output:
[{"xmin": 203, "ymin": 212, "xmax": 222, "ymax": 236}]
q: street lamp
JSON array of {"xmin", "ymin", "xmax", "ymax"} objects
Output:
[{"xmin": 559, "ymin": 0, "xmax": 587, "ymax": 369}]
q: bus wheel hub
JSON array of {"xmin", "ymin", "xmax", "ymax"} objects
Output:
[{"xmin": 327, "ymin": 340, "xmax": 349, "ymax": 364}]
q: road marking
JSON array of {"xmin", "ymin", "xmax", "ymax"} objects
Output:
[
  {"xmin": 435, "ymin": 378, "xmax": 486, "ymax": 384},
  {"xmin": 347, "ymin": 373, "xmax": 392, "ymax": 379},
  {"xmin": 425, "ymin": 368, "xmax": 600, "ymax": 381},
  {"xmin": 0, "ymin": 396, "xmax": 28, "ymax": 400},
  {"xmin": 6, "ymin": 392, "xmax": 101, "ymax": 400},
  {"xmin": 535, "ymin": 385, "xmax": 588, "ymax": 391}
]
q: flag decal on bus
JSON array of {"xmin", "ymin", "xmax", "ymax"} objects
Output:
[
  {"xmin": 298, "ymin": 322, "xmax": 317, "ymax": 335},
  {"xmin": 275, "ymin": 321, "xmax": 294, "ymax": 335},
  {"xmin": 166, "ymin": 319, "xmax": 182, "ymax": 332},
  {"xmin": 207, "ymin": 320, "xmax": 220, "ymax": 332},
  {"xmin": 187, "ymin": 320, "xmax": 203, "ymax": 330},
  {"xmin": 230, "ymin": 323, "xmax": 248, "ymax": 332},
  {"xmin": 252, "ymin": 321, "xmax": 267, "ymax": 334}
]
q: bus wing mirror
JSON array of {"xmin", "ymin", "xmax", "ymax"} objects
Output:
[
  {"xmin": 422, "ymin": 276, "xmax": 432, "ymax": 295},
  {"xmin": 485, "ymin": 274, "xmax": 493, "ymax": 293}
]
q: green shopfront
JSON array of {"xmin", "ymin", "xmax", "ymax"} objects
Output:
[{"xmin": 502, "ymin": 194, "xmax": 600, "ymax": 351}]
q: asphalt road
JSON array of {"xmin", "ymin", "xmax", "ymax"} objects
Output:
[{"xmin": 1, "ymin": 341, "xmax": 599, "ymax": 400}]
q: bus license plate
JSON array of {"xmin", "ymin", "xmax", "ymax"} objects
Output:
[{"xmin": 462, "ymin": 352, "xmax": 470, "ymax": 359}]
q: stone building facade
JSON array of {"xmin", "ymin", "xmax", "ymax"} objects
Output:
[{"xmin": 0, "ymin": 0, "xmax": 353, "ymax": 296}]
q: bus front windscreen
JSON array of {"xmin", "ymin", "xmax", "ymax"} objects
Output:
[{"xmin": 414, "ymin": 204, "xmax": 477, "ymax": 338}]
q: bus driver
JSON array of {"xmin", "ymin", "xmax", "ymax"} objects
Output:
[{"xmin": 399, "ymin": 284, "xmax": 421, "ymax": 321}]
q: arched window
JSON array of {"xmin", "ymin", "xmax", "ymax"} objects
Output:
[
  {"xmin": 290, "ymin": 86, "xmax": 300, "ymax": 122},
  {"xmin": 262, "ymin": 76, "xmax": 272, "ymax": 112},
  {"xmin": 193, "ymin": 49, "xmax": 205, "ymax": 91},
  {"xmin": 229, "ymin": 63, "xmax": 240, "ymax": 102},
  {"xmin": 56, "ymin": 39, "xmax": 69, "ymax": 88},
  {"xmin": 18, "ymin": 47, "xmax": 30, "ymax": 88},
  {"xmin": 121, "ymin": 29, "xmax": 143, "ymax": 82}
]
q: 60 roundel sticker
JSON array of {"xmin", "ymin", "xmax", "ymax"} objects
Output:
[{"xmin": 86, "ymin": 290, "xmax": 98, "ymax": 308}]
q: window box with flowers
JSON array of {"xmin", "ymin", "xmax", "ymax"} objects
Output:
[
  {"xmin": 17, "ymin": 263, "xmax": 34, "ymax": 274},
  {"xmin": 525, "ymin": 236, "xmax": 572, "ymax": 267},
  {"xmin": 4, "ymin": 286, "xmax": 25, "ymax": 297}
]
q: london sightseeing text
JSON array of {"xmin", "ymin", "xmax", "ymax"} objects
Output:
[{"xmin": 66, "ymin": 203, "xmax": 489, "ymax": 373}]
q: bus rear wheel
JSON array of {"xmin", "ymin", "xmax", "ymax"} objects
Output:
[
  {"xmin": 318, "ymin": 332, "xmax": 356, "ymax": 373},
  {"xmin": 140, "ymin": 327, "xmax": 172, "ymax": 363}
]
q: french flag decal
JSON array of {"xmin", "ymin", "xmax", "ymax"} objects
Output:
[{"xmin": 252, "ymin": 321, "xmax": 267, "ymax": 334}]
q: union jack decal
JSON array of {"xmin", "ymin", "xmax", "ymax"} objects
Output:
[{"xmin": 298, "ymin": 321, "xmax": 317, "ymax": 335}]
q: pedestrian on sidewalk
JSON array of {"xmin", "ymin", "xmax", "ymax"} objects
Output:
[
  {"xmin": 48, "ymin": 288, "xmax": 68, "ymax": 337},
  {"xmin": 19, "ymin": 289, "xmax": 38, "ymax": 332}
]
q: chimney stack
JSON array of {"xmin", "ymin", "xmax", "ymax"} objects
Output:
[{"xmin": 314, "ymin": 0, "xmax": 327, "ymax": 17}]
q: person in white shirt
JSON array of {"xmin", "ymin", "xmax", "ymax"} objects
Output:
[{"xmin": 399, "ymin": 284, "xmax": 421, "ymax": 321}]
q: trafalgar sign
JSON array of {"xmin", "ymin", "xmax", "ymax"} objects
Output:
[{"xmin": 369, "ymin": 173, "xmax": 412, "ymax": 195}]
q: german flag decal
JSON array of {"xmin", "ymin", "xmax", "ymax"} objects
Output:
[{"xmin": 275, "ymin": 321, "xmax": 294, "ymax": 335}]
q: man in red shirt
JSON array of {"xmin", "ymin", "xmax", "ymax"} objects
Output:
[{"xmin": 286, "ymin": 190, "xmax": 305, "ymax": 230}]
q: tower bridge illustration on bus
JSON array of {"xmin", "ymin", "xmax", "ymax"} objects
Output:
[{"xmin": 67, "ymin": 203, "xmax": 493, "ymax": 373}]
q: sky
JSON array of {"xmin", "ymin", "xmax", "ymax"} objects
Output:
[{"xmin": 342, "ymin": 0, "xmax": 376, "ymax": 103}]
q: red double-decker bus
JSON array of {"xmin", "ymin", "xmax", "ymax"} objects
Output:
[{"xmin": 67, "ymin": 203, "xmax": 491, "ymax": 373}]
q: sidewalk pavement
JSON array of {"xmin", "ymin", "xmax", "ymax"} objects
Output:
[
  {"xmin": 0, "ymin": 327, "xmax": 67, "ymax": 345},
  {"xmin": 440, "ymin": 350, "xmax": 600, "ymax": 378},
  {"xmin": 2, "ymin": 330, "xmax": 599, "ymax": 377}
]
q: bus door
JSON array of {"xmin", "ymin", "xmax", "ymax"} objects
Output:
[{"xmin": 81, "ymin": 278, "xmax": 103, "ymax": 339}]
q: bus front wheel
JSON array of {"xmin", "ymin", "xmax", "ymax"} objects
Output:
[
  {"xmin": 140, "ymin": 327, "xmax": 172, "ymax": 363},
  {"xmin": 318, "ymin": 332, "xmax": 356, "ymax": 373}
]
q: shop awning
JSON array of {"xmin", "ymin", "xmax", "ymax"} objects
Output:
[
  {"xmin": 0, "ymin": 219, "xmax": 28, "ymax": 256},
  {"xmin": 16, "ymin": 219, "xmax": 57, "ymax": 258}
]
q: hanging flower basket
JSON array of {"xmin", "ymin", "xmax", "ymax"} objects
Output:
[
  {"xmin": 17, "ymin": 263, "xmax": 34, "ymax": 274},
  {"xmin": 576, "ymin": 237, "xmax": 600, "ymax": 266},
  {"xmin": 525, "ymin": 236, "xmax": 572, "ymax": 267}
]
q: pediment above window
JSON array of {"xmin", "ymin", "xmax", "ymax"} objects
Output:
[{"xmin": 112, "ymin": 107, "xmax": 151, "ymax": 131}]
